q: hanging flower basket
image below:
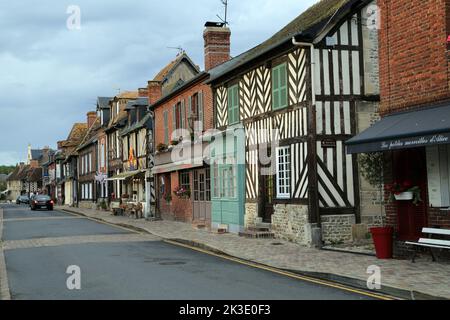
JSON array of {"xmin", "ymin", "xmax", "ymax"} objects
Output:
[
  {"xmin": 394, "ymin": 191, "xmax": 414, "ymax": 201},
  {"xmin": 386, "ymin": 181, "xmax": 422, "ymax": 206}
]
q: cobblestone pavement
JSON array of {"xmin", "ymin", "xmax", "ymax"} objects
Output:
[{"xmin": 57, "ymin": 205, "xmax": 450, "ymax": 299}]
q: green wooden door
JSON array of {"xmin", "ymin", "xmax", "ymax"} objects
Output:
[{"xmin": 210, "ymin": 127, "xmax": 245, "ymax": 233}]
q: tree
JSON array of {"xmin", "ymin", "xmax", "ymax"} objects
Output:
[{"xmin": 0, "ymin": 165, "xmax": 15, "ymax": 175}]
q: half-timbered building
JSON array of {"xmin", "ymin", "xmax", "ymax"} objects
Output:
[{"xmin": 208, "ymin": 0, "xmax": 380, "ymax": 244}]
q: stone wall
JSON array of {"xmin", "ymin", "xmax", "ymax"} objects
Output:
[
  {"xmin": 78, "ymin": 201, "xmax": 97, "ymax": 210},
  {"xmin": 321, "ymin": 214, "xmax": 356, "ymax": 245},
  {"xmin": 271, "ymin": 204, "xmax": 311, "ymax": 245},
  {"xmin": 244, "ymin": 202, "xmax": 258, "ymax": 228}
]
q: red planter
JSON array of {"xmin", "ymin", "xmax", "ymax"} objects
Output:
[{"xmin": 370, "ymin": 227, "xmax": 394, "ymax": 259}]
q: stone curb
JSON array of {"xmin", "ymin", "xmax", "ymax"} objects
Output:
[
  {"xmin": 0, "ymin": 208, "xmax": 11, "ymax": 300},
  {"xmin": 59, "ymin": 207, "xmax": 447, "ymax": 301}
]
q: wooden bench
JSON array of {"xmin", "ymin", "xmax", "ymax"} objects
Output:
[{"xmin": 406, "ymin": 228, "xmax": 450, "ymax": 263}]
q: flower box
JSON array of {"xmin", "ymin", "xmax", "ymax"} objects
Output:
[{"xmin": 394, "ymin": 191, "xmax": 414, "ymax": 201}]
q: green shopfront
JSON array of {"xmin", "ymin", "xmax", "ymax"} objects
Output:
[{"xmin": 210, "ymin": 126, "xmax": 246, "ymax": 233}]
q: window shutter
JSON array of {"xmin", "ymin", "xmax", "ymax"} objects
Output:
[
  {"xmin": 188, "ymin": 96, "xmax": 192, "ymax": 128},
  {"xmin": 198, "ymin": 91, "xmax": 204, "ymax": 132},
  {"xmin": 163, "ymin": 110, "xmax": 168, "ymax": 145},
  {"xmin": 181, "ymin": 100, "xmax": 185, "ymax": 129},
  {"xmin": 172, "ymin": 104, "xmax": 177, "ymax": 139}
]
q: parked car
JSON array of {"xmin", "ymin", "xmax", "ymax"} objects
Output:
[
  {"xmin": 30, "ymin": 195, "xmax": 54, "ymax": 211},
  {"xmin": 16, "ymin": 195, "xmax": 30, "ymax": 204}
]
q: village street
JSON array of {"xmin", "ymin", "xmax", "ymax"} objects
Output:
[{"xmin": 0, "ymin": 204, "xmax": 381, "ymax": 300}]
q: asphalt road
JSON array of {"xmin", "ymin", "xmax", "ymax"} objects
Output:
[{"xmin": 0, "ymin": 204, "xmax": 379, "ymax": 300}]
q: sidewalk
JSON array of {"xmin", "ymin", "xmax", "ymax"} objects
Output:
[{"xmin": 57, "ymin": 205, "xmax": 450, "ymax": 300}]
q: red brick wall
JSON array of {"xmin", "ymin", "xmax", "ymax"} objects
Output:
[
  {"xmin": 157, "ymin": 171, "xmax": 193, "ymax": 222},
  {"xmin": 154, "ymin": 82, "xmax": 213, "ymax": 146},
  {"xmin": 154, "ymin": 80, "xmax": 213, "ymax": 222},
  {"xmin": 378, "ymin": 0, "xmax": 450, "ymax": 115}
]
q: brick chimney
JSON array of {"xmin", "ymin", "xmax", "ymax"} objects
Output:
[
  {"xmin": 87, "ymin": 111, "xmax": 97, "ymax": 128},
  {"xmin": 138, "ymin": 88, "xmax": 148, "ymax": 97},
  {"xmin": 204, "ymin": 22, "xmax": 231, "ymax": 71},
  {"xmin": 148, "ymin": 81, "xmax": 162, "ymax": 105}
]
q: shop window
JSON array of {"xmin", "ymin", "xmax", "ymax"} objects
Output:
[
  {"xmin": 179, "ymin": 172, "xmax": 190, "ymax": 191},
  {"xmin": 426, "ymin": 145, "xmax": 450, "ymax": 208}
]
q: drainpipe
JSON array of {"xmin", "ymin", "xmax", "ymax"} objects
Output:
[
  {"xmin": 291, "ymin": 37, "xmax": 315, "ymax": 105},
  {"xmin": 292, "ymin": 37, "xmax": 322, "ymax": 248}
]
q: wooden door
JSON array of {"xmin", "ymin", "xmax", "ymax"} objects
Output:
[
  {"xmin": 259, "ymin": 173, "xmax": 274, "ymax": 223},
  {"xmin": 193, "ymin": 169, "xmax": 211, "ymax": 223},
  {"xmin": 393, "ymin": 148, "xmax": 428, "ymax": 241}
]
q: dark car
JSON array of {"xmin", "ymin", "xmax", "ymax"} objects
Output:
[
  {"xmin": 30, "ymin": 195, "xmax": 54, "ymax": 211},
  {"xmin": 16, "ymin": 195, "xmax": 30, "ymax": 204}
]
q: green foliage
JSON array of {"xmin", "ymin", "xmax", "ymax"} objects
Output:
[
  {"xmin": 0, "ymin": 165, "xmax": 15, "ymax": 175},
  {"xmin": 358, "ymin": 152, "xmax": 384, "ymax": 188}
]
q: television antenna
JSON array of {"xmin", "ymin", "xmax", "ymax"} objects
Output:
[
  {"xmin": 167, "ymin": 46, "xmax": 184, "ymax": 55},
  {"xmin": 216, "ymin": 0, "xmax": 229, "ymax": 26}
]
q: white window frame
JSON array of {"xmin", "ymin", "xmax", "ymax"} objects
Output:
[{"xmin": 276, "ymin": 146, "xmax": 291, "ymax": 199}]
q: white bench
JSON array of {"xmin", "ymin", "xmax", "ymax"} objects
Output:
[{"xmin": 406, "ymin": 228, "xmax": 450, "ymax": 263}]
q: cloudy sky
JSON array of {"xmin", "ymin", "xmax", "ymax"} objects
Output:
[{"xmin": 0, "ymin": 0, "xmax": 317, "ymax": 165}]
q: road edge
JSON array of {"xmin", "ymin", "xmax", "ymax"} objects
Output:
[
  {"xmin": 60, "ymin": 207, "xmax": 447, "ymax": 301},
  {"xmin": 0, "ymin": 207, "xmax": 11, "ymax": 300}
]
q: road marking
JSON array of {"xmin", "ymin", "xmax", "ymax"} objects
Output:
[
  {"xmin": 0, "ymin": 208, "xmax": 11, "ymax": 300},
  {"xmin": 164, "ymin": 239, "xmax": 398, "ymax": 301}
]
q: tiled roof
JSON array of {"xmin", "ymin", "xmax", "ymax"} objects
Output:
[
  {"xmin": 208, "ymin": 0, "xmax": 360, "ymax": 83},
  {"xmin": 153, "ymin": 52, "xmax": 200, "ymax": 82}
]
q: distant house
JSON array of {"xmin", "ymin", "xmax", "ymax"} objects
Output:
[{"xmin": 151, "ymin": 27, "xmax": 230, "ymax": 226}]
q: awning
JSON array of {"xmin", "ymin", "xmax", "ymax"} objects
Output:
[
  {"xmin": 346, "ymin": 104, "xmax": 450, "ymax": 154},
  {"xmin": 151, "ymin": 158, "xmax": 205, "ymax": 175},
  {"xmin": 106, "ymin": 170, "xmax": 144, "ymax": 181}
]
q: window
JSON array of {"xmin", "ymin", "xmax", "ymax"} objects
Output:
[
  {"xmin": 221, "ymin": 165, "xmax": 236, "ymax": 198},
  {"xmin": 179, "ymin": 172, "xmax": 190, "ymax": 191},
  {"xmin": 190, "ymin": 92, "xmax": 204, "ymax": 132},
  {"xmin": 276, "ymin": 146, "xmax": 291, "ymax": 199},
  {"xmin": 227, "ymin": 85, "xmax": 239, "ymax": 125},
  {"xmin": 272, "ymin": 63, "xmax": 288, "ymax": 110},
  {"xmin": 163, "ymin": 110, "xmax": 169, "ymax": 145}
]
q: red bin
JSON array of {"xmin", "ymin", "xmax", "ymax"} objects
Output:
[{"xmin": 370, "ymin": 227, "xmax": 394, "ymax": 259}]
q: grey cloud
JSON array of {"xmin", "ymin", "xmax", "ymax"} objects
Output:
[{"xmin": 0, "ymin": 0, "xmax": 316, "ymax": 165}]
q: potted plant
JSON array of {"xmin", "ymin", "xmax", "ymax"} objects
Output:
[
  {"xmin": 359, "ymin": 152, "xmax": 393, "ymax": 259},
  {"xmin": 173, "ymin": 186, "xmax": 191, "ymax": 199},
  {"xmin": 386, "ymin": 181, "xmax": 422, "ymax": 205},
  {"xmin": 164, "ymin": 193, "xmax": 172, "ymax": 203}
]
